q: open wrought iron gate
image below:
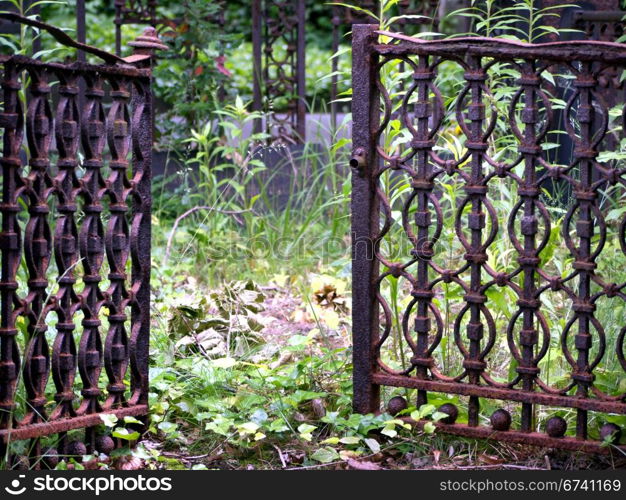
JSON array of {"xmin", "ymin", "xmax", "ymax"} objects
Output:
[
  {"xmin": 0, "ymin": 16, "xmax": 164, "ymax": 468},
  {"xmin": 351, "ymin": 24, "xmax": 626, "ymax": 453}
]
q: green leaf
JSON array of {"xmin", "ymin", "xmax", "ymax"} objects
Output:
[
  {"xmin": 381, "ymin": 425, "xmax": 397, "ymax": 438},
  {"xmin": 211, "ymin": 357, "xmax": 237, "ymax": 369},
  {"xmin": 297, "ymin": 423, "xmax": 317, "ymax": 434},
  {"xmin": 100, "ymin": 413, "xmax": 118, "ymax": 428},
  {"xmin": 310, "ymin": 447, "xmax": 340, "ymax": 463},
  {"xmin": 364, "ymin": 438, "xmax": 380, "ymax": 454},
  {"xmin": 423, "ymin": 421, "xmax": 436, "ymax": 434},
  {"xmin": 112, "ymin": 427, "xmax": 140, "ymax": 441},
  {"xmin": 157, "ymin": 421, "xmax": 178, "ymax": 435},
  {"xmin": 298, "ymin": 423, "xmax": 317, "ymax": 441},
  {"xmin": 238, "ymin": 422, "xmax": 260, "ymax": 435},
  {"xmin": 339, "ymin": 436, "xmax": 361, "ymax": 445}
]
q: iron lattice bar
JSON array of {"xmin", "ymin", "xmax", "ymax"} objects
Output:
[
  {"xmin": 0, "ymin": 52, "xmax": 153, "ymax": 467},
  {"xmin": 252, "ymin": 0, "xmax": 306, "ymax": 144},
  {"xmin": 351, "ymin": 24, "xmax": 626, "ymax": 454}
]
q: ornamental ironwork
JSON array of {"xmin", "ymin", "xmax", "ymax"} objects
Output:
[
  {"xmin": 351, "ymin": 25, "xmax": 626, "ymax": 453},
  {"xmin": 252, "ymin": 0, "xmax": 306, "ymax": 144},
  {"xmin": 0, "ymin": 16, "xmax": 163, "ymax": 468}
]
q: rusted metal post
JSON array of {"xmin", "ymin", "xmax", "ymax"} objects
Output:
[
  {"xmin": 351, "ymin": 24, "xmax": 380, "ymax": 414},
  {"xmin": 115, "ymin": 0, "xmax": 123, "ymax": 56},
  {"xmin": 76, "ymin": 0, "xmax": 86, "ymax": 61},
  {"xmin": 126, "ymin": 28, "xmax": 165, "ymax": 411},
  {"xmin": 76, "ymin": 0, "xmax": 86, "ymax": 114}
]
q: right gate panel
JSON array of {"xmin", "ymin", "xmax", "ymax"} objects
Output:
[{"xmin": 351, "ymin": 25, "xmax": 626, "ymax": 453}]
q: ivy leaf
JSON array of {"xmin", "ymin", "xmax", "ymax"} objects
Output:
[
  {"xmin": 100, "ymin": 414, "xmax": 118, "ymax": 428},
  {"xmin": 238, "ymin": 422, "xmax": 260, "ymax": 435},
  {"xmin": 112, "ymin": 427, "xmax": 140, "ymax": 441},
  {"xmin": 310, "ymin": 447, "xmax": 340, "ymax": 463},
  {"xmin": 339, "ymin": 436, "xmax": 361, "ymax": 445},
  {"xmin": 158, "ymin": 421, "xmax": 178, "ymax": 435},
  {"xmin": 381, "ymin": 425, "xmax": 397, "ymax": 438},
  {"xmin": 298, "ymin": 423, "xmax": 317, "ymax": 442},
  {"xmin": 364, "ymin": 438, "xmax": 380, "ymax": 454},
  {"xmin": 423, "ymin": 421, "xmax": 436, "ymax": 434}
]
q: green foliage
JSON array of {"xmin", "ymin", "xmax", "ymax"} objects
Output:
[
  {"xmin": 226, "ymin": 42, "xmax": 351, "ymax": 112},
  {"xmin": 449, "ymin": 0, "xmax": 579, "ymax": 42},
  {"xmin": 152, "ymin": 1, "xmax": 241, "ymax": 149},
  {"xmin": 147, "ymin": 275, "xmax": 445, "ymax": 468}
]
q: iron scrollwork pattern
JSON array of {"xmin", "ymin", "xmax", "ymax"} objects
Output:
[
  {"xmin": 252, "ymin": 0, "xmax": 306, "ymax": 144},
  {"xmin": 351, "ymin": 25, "xmax": 626, "ymax": 454},
  {"xmin": 0, "ymin": 56, "xmax": 153, "ymax": 467}
]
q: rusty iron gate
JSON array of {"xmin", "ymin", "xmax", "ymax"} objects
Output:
[
  {"xmin": 0, "ymin": 15, "xmax": 164, "ymax": 468},
  {"xmin": 351, "ymin": 24, "xmax": 626, "ymax": 453},
  {"xmin": 252, "ymin": 0, "xmax": 306, "ymax": 144}
]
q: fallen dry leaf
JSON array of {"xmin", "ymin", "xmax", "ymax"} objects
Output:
[
  {"xmin": 478, "ymin": 453, "xmax": 505, "ymax": 465},
  {"xmin": 346, "ymin": 458, "xmax": 382, "ymax": 471},
  {"xmin": 113, "ymin": 455, "xmax": 143, "ymax": 470}
]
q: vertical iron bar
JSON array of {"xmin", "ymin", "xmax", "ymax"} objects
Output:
[
  {"xmin": 131, "ymin": 78, "xmax": 152, "ymax": 408},
  {"xmin": 351, "ymin": 24, "xmax": 380, "ymax": 414},
  {"xmin": 413, "ymin": 56, "xmax": 434, "ymax": 409},
  {"xmin": 252, "ymin": 0, "xmax": 263, "ymax": 136},
  {"xmin": 331, "ymin": 6, "xmax": 340, "ymax": 134},
  {"xmin": 296, "ymin": 0, "xmax": 306, "ymax": 141},
  {"xmin": 76, "ymin": 0, "xmax": 86, "ymax": 113},
  {"xmin": 0, "ymin": 62, "xmax": 23, "ymax": 463},
  {"xmin": 76, "ymin": 0, "xmax": 86, "ymax": 62},
  {"xmin": 114, "ymin": 0, "xmax": 123, "ymax": 56}
]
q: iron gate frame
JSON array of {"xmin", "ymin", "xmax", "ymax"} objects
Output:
[
  {"xmin": 0, "ymin": 15, "xmax": 164, "ymax": 468},
  {"xmin": 351, "ymin": 24, "xmax": 626, "ymax": 454}
]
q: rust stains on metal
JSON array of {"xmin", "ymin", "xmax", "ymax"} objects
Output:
[
  {"xmin": 352, "ymin": 24, "xmax": 626, "ymax": 454},
  {"xmin": 0, "ymin": 24, "xmax": 157, "ymax": 468}
]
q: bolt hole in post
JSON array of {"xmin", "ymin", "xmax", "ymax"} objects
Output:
[{"xmin": 351, "ymin": 24, "xmax": 626, "ymax": 454}]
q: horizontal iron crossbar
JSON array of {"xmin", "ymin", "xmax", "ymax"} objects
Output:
[
  {"xmin": 0, "ymin": 406, "xmax": 148, "ymax": 442},
  {"xmin": 401, "ymin": 418, "xmax": 626, "ymax": 455},
  {"xmin": 373, "ymin": 374, "xmax": 626, "ymax": 414}
]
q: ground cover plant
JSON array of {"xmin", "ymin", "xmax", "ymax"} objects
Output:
[{"xmin": 0, "ymin": 0, "xmax": 625, "ymax": 470}]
